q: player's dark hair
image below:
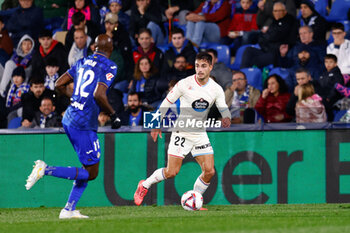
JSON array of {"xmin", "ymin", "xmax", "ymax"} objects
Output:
[
  {"xmin": 324, "ymin": 54, "xmax": 337, "ymax": 63},
  {"xmin": 206, "ymin": 48, "xmax": 218, "ymax": 58},
  {"xmin": 72, "ymin": 12, "xmax": 86, "ymax": 26},
  {"xmin": 295, "ymin": 67, "xmax": 311, "ymax": 76},
  {"xmin": 195, "ymin": 52, "xmax": 212, "ymax": 65},
  {"xmin": 263, "ymin": 74, "xmax": 289, "ymax": 94},
  {"xmin": 171, "ymin": 27, "xmax": 184, "ymax": 37},
  {"xmin": 133, "ymin": 56, "xmax": 158, "ymax": 80},
  {"xmin": 331, "ymin": 22, "xmax": 345, "ymax": 32},
  {"xmin": 138, "ymin": 28, "xmax": 152, "ymax": 37}
]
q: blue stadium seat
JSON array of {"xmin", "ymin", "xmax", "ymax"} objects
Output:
[
  {"xmin": 208, "ymin": 44, "xmax": 231, "ymax": 67},
  {"xmin": 240, "ymin": 67, "xmax": 263, "ymax": 91},
  {"xmin": 326, "ymin": 0, "xmax": 350, "ymax": 22},
  {"xmin": 269, "ymin": 67, "xmax": 293, "ymax": 91},
  {"xmin": 230, "ymin": 44, "xmax": 260, "ymax": 71},
  {"xmin": 8, "ymin": 117, "xmax": 22, "ymax": 129},
  {"xmin": 314, "ymin": 0, "xmax": 328, "ymax": 17}
]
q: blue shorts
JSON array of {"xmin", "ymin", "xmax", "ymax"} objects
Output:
[{"xmin": 63, "ymin": 124, "xmax": 101, "ymax": 166}]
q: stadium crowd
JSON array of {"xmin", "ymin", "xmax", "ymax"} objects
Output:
[{"xmin": 0, "ymin": 0, "xmax": 350, "ymax": 128}]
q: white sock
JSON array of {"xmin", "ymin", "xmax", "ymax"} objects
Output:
[
  {"xmin": 193, "ymin": 176, "xmax": 210, "ymax": 195},
  {"xmin": 142, "ymin": 168, "xmax": 166, "ymax": 189}
]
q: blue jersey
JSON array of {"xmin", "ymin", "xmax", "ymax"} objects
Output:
[{"xmin": 62, "ymin": 53, "xmax": 117, "ymax": 131}]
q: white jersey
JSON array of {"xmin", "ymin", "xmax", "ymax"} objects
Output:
[{"xmin": 160, "ymin": 74, "xmax": 230, "ymax": 133}]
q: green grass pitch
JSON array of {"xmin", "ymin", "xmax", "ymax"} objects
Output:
[{"xmin": 1, "ymin": 204, "xmax": 350, "ymax": 233}]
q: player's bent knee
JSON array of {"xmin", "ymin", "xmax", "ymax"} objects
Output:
[{"xmin": 88, "ymin": 171, "xmax": 99, "ymax": 180}]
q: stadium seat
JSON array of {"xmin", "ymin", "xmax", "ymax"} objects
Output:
[
  {"xmin": 314, "ymin": 0, "xmax": 328, "ymax": 17},
  {"xmin": 326, "ymin": 0, "xmax": 350, "ymax": 22},
  {"xmin": 269, "ymin": 67, "xmax": 294, "ymax": 92},
  {"xmin": 240, "ymin": 67, "xmax": 263, "ymax": 91},
  {"xmin": 8, "ymin": 117, "xmax": 22, "ymax": 129},
  {"xmin": 209, "ymin": 44, "xmax": 231, "ymax": 67},
  {"xmin": 230, "ymin": 44, "xmax": 260, "ymax": 71}
]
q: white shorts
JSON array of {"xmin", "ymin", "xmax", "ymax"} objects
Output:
[{"xmin": 167, "ymin": 132, "xmax": 214, "ymax": 159}]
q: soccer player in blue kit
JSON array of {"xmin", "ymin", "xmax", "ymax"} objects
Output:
[{"xmin": 25, "ymin": 34, "xmax": 121, "ymax": 219}]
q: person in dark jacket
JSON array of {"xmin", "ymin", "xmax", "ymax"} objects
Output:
[
  {"xmin": 129, "ymin": 56, "xmax": 161, "ymax": 108},
  {"xmin": 119, "ymin": 92, "xmax": 149, "ymax": 126},
  {"xmin": 133, "ymin": 28, "xmax": 163, "ymax": 73},
  {"xmin": 5, "ymin": 0, "xmax": 44, "ymax": 47},
  {"xmin": 129, "ymin": 0, "xmax": 164, "ymax": 45},
  {"xmin": 162, "ymin": 27, "xmax": 197, "ymax": 74},
  {"xmin": 240, "ymin": 2, "xmax": 298, "ymax": 68},
  {"xmin": 65, "ymin": 11, "xmax": 100, "ymax": 51},
  {"xmin": 299, "ymin": 0, "xmax": 327, "ymax": 44},
  {"xmin": 31, "ymin": 29, "xmax": 69, "ymax": 77},
  {"xmin": 32, "ymin": 96, "xmax": 62, "ymax": 128}
]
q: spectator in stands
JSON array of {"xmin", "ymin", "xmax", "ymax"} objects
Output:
[
  {"xmin": 5, "ymin": 0, "xmax": 44, "ymax": 46},
  {"xmin": 64, "ymin": 0, "xmax": 100, "ymax": 30},
  {"xmin": 162, "ymin": 27, "xmax": 197, "ymax": 74},
  {"xmin": 207, "ymin": 48, "xmax": 234, "ymax": 90},
  {"xmin": 185, "ymin": 0, "xmax": 231, "ymax": 46},
  {"xmin": 295, "ymin": 83, "xmax": 327, "ymax": 123},
  {"xmin": 133, "ymin": 28, "xmax": 164, "ymax": 72},
  {"xmin": 68, "ymin": 29, "xmax": 91, "ymax": 67},
  {"xmin": 43, "ymin": 57, "xmax": 60, "ymax": 91},
  {"xmin": 32, "ymin": 29, "xmax": 69, "ymax": 77},
  {"xmin": 319, "ymin": 54, "xmax": 344, "ymax": 107},
  {"xmin": 5, "ymin": 66, "xmax": 29, "ymax": 125},
  {"xmin": 256, "ymin": 0, "xmax": 296, "ymax": 31},
  {"xmin": 166, "ymin": 55, "xmax": 195, "ymax": 82},
  {"xmin": 0, "ymin": 16, "xmax": 13, "ymax": 67},
  {"xmin": 226, "ymin": 0, "xmax": 258, "ymax": 54},
  {"xmin": 21, "ymin": 76, "xmax": 56, "ymax": 128},
  {"xmin": 0, "ymin": 34, "xmax": 34, "ymax": 98},
  {"xmin": 104, "ymin": 12, "xmax": 133, "ymax": 87},
  {"xmin": 299, "ymin": 0, "xmax": 327, "ymax": 44},
  {"xmin": 327, "ymin": 23, "xmax": 350, "ymax": 75},
  {"xmin": 286, "ymin": 45, "xmax": 322, "ymax": 90},
  {"xmin": 65, "ymin": 11, "xmax": 100, "ymax": 51},
  {"xmin": 100, "ymin": 0, "xmax": 130, "ymax": 31},
  {"xmin": 278, "ymin": 26, "xmax": 326, "ymax": 69},
  {"xmin": 286, "ymin": 68, "xmax": 320, "ymax": 121},
  {"xmin": 161, "ymin": 0, "xmax": 194, "ymax": 26},
  {"xmin": 240, "ymin": 2, "xmax": 298, "ymax": 69},
  {"xmin": 36, "ymin": 0, "xmax": 68, "ymax": 31},
  {"xmin": 255, "ymin": 74, "xmax": 292, "ymax": 123},
  {"xmin": 129, "ymin": 0, "xmax": 164, "ymax": 45},
  {"xmin": 129, "ymin": 56, "xmax": 161, "ymax": 108},
  {"xmin": 120, "ymin": 92, "xmax": 149, "ymax": 126},
  {"xmin": 31, "ymin": 96, "xmax": 61, "ymax": 128},
  {"xmin": 225, "ymin": 71, "xmax": 261, "ymax": 124}
]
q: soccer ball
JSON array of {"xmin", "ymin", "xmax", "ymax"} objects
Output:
[{"xmin": 181, "ymin": 190, "xmax": 203, "ymax": 211}]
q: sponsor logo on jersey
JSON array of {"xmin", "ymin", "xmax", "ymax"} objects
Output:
[
  {"xmin": 111, "ymin": 66, "xmax": 117, "ymax": 69},
  {"xmin": 194, "ymin": 143, "xmax": 211, "ymax": 150},
  {"xmin": 106, "ymin": 73, "xmax": 114, "ymax": 81},
  {"xmin": 192, "ymin": 98, "xmax": 209, "ymax": 112}
]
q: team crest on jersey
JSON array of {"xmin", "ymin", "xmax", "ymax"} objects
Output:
[
  {"xmin": 106, "ymin": 73, "xmax": 114, "ymax": 81},
  {"xmin": 192, "ymin": 98, "xmax": 209, "ymax": 112}
]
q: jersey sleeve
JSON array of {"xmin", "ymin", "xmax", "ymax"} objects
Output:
[
  {"xmin": 98, "ymin": 64, "xmax": 118, "ymax": 88},
  {"xmin": 215, "ymin": 86, "xmax": 231, "ymax": 119},
  {"xmin": 165, "ymin": 80, "xmax": 183, "ymax": 104}
]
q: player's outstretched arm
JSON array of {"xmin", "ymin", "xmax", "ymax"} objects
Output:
[
  {"xmin": 94, "ymin": 83, "xmax": 121, "ymax": 129},
  {"xmin": 151, "ymin": 128, "xmax": 162, "ymax": 142},
  {"xmin": 55, "ymin": 72, "xmax": 73, "ymax": 97}
]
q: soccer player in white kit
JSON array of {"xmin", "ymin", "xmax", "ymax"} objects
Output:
[{"xmin": 134, "ymin": 52, "xmax": 231, "ymax": 209}]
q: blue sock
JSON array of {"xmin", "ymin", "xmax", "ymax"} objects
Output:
[
  {"xmin": 64, "ymin": 180, "xmax": 88, "ymax": 211},
  {"xmin": 44, "ymin": 166, "xmax": 89, "ymax": 180}
]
